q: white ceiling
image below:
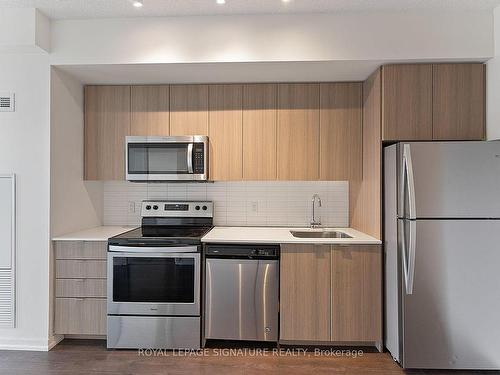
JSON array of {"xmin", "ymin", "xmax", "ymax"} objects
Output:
[{"xmin": 2, "ymin": 0, "xmax": 500, "ymax": 20}]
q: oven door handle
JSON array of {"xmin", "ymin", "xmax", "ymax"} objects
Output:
[{"xmin": 108, "ymin": 245, "xmax": 198, "ymax": 253}]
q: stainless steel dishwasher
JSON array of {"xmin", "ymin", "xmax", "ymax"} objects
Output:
[{"xmin": 204, "ymin": 244, "xmax": 279, "ymax": 342}]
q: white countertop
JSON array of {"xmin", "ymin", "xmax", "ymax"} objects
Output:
[
  {"xmin": 52, "ymin": 226, "xmax": 134, "ymax": 241},
  {"xmin": 201, "ymin": 227, "xmax": 381, "ymax": 245}
]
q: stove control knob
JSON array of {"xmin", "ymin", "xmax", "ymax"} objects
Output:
[
  {"xmin": 202, "ymin": 205, "xmax": 208, "ymax": 211},
  {"xmin": 153, "ymin": 205, "xmax": 158, "ymax": 210},
  {"xmin": 195, "ymin": 205, "xmax": 200, "ymax": 210},
  {"xmin": 146, "ymin": 205, "xmax": 151, "ymax": 210}
]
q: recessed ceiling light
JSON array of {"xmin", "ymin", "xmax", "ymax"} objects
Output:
[
  {"xmin": 216, "ymin": 0, "xmax": 226, "ymax": 4},
  {"xmin": 282, "ymin": 0, "xmax": 292, "ymax": 3},
  {"xmin": 131, "ymin": 0, "xmax": 143, "ymax": 8}
]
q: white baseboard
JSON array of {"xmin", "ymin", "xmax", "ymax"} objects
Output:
[
  {"xmin": 48, "ymin": 334, "xmax": 64, "ymax": 350},
  {"xmin": 0, "ymin": 337, "xmax": 50, "ymax": 351}
]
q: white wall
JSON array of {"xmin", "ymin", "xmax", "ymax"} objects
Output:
[
  {"xmin": 50, "ymin": 11, "xmax": 493, "ymax": 66},
  {"xmin": 487, "ymin": 6, "xmax": 500, "ymax": 140},
  {"xmin": 0, "ymin": 53, "xmax": 51, "ymax": 350},
  {"xmin": 50, "ymin": 67, "xmax": 103, "ymax": 237},
  {"xmin": 0, "ymin": 9, "xmax": 50, "ymax": 53}
]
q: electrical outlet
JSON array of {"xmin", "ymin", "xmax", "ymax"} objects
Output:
[
  {"xmin": 251, "ymin": 201, "xmax": 258, "ymax": 213},
  {"xmin": 128, "ymin": 201, "xmax": 136, "ymax": 214}
]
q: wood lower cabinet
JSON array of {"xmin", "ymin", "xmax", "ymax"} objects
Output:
[
  {"xmin": 432, "ymin": 63, "xmax": 485, "ymax": 140},
  {"xmin": 55, "ymin": 279, "xmax": 106, "ymax": 298},
  {"xmin": 170, "ymin": 84, "xmax": 209, "ymax": 136},
  {"xmin": 130, "ymin": 85, "xmax": 170, "ymax": 136},
  {"xmin": 55, "ymin": 298, "xmax": 106, "ymax": 335},
  {"xmin": 277, "ymin": 84, "xmax": 320, "ymax": 180},
  {"xmin": 381, "ymin": 64, "xmax": 433, "ymax": 141},
  {"xmin": 280, "ymin": 245, "xmax": 330, "ymax": 341},
  {"xmin": 280, "ymin": 244, "xmax": 382, "ymax": 346},
  {"xmin": 84, "ymin": 85, "xmax": 130, "ymax": 180},
  {"xmin": 53, "ymin": 241, "xmax": 107, "ymax": 336},
  {"xmin": 331, "ymin": 245, "xmax": 382, "ymax": 342},
  {"xmin": 209, "ymin": 84, "xmax": 243, "ymax": 180}
]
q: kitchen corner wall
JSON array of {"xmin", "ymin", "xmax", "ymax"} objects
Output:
[{"xmin": 104, "ymin": 181, "xmax": 349, "ymax": 227}]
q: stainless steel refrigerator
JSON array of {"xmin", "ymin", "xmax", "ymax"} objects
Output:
[{"xmin": 384, "ymin": 141, "xmax": 500, "ymax": 370}]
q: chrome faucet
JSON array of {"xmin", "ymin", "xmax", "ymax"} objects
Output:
[{"xmin": 310, "ymin": 194, "xmax": 322, "ymax": 228}]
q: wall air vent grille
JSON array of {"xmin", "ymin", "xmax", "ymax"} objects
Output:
[{"xmin": 0, "ymin": 93, "xmax": 15, "ymax": 112}]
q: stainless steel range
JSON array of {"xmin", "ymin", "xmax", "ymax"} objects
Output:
[{"xmin": 107, "ymin": 200, "xmax": 213, "ymax": 349}]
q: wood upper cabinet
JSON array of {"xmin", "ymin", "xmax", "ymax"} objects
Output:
[
  {"xmin": 277, "ymin": 84, "xmax": 320, "ymax": 180},
  {"xmin": 331, "ymin": 245, "xmax": 382, "ymax": 342},
  {"xmin": 170, "ymin": 85, "xmax": 209, "ymax": 136},
  {"xmin": 209, "ymin": 85, "xmax": 243, "ymax": 180},
  {"xmin": 130, "ymin": 85, "xmax": 169, "ymax": 136},
  {"xmin": 280, "ymin": 244, "xmax": 330, "ymax": 341},
  {"xmin": 432, "ymin": 64, "xmax": 485, "ymax": 140},
  {"xmin": 320, "ymin": 83, "xmax": 362, "ymax": 181},
  {"xmin": 381, "ymin": 64, "xmax": 433, "ymax": 141},
  {"xmin": 242, "ymin": 84, "xmax": 277, "ymax": 180},
  {"xmin": 85, "ymin": 85, "xmax": 130, "ymax": 180}
]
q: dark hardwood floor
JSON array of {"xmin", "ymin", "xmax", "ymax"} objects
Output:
[{"xmin": 0, "ymin": 340, "xmax": 497, "ymax": 375}]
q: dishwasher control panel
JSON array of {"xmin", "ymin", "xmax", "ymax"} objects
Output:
[{"xmin": 205, "ymin": 244, "xmax": 279, "ymax": 259}]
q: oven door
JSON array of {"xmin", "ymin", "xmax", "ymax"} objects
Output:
[
  {"xmin": 126, "ymin": 136, "xmax": 207, "ymax": 181},
  {"xmin": 107, "ymin": 246, "xmax": 200, "ymax": 316}
]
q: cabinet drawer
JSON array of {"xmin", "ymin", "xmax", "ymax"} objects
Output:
[
  {"xmin": 55, "ymin": 298, "xmax": 106, "ymax": 335},
  {"xmin": 55, "ymin": 241, "xmax": 107, "ymax": 260},
  {"xmin": 56, "ymin": 260, "xmax": 106, "ymax": 278},
  {"xmin": 55, "ymin": 279, "xmax": 106, "ymax": 298}
]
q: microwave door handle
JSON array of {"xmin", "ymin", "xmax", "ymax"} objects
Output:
[{"xmin": 187, "ymin": 143, "xmax": 194, "ymax": 173}]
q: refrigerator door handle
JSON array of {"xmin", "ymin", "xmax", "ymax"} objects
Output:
[
  {"xmin": 399, "ymin": 220, "xmax": 410, "ymax": 294},
  {"xmin": 407, "ymin": 220, "xmax": 416, "ymax": 295},
  {"xmin": 400, "ymin": 219, "xmax": 416, "ymax": 295},
  {"xmin": 403, "ymin": 144, "xmax": 417, "ymax": 220}
]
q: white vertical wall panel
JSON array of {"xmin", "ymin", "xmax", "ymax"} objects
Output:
[{"xmin": 0, "ymin": 174, "xmax": 15, "ymax": 328}]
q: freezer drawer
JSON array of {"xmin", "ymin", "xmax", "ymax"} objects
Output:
[
  {"xmin": 205, "ymin": 258, "xmax": 279, "ymax": 341},
  {"xmin": 401, "ymin": 219, "xmax": 500, "ymax": 369}
]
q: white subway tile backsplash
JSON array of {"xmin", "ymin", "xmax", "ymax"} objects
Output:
[{"xmin": 103, "ymin": 181, "xmax": 349, "ymax": 227}]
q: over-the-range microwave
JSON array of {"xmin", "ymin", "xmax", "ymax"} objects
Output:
[{"xmin": 125, "ymin": 136, "xmax": 208, "ymax": 182}]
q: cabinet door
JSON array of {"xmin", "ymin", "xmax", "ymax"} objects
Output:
[
  {"xmin": 382, "ymin": 64, "xmax": 432, "ymax": 141},
  {"xmin": 331, "ymin": 245, "xmax": 382, "ymax": 342},
  {"xmin": 280, "ymin": 244, "xmax": 330, "ymax": 341},
  {"xmin": 170, "ymin": 85, "xmax": 209, "ymax": 136},
  {"xmin": 85, "ymin": 85, "xmax": 130, "ymax": 180},
  {"xmin": 130, "ymin": 85, "xmax": 169, "ymax": 136},
  {"xmin": 55, "ymin": 298, "xmax": 106, "ymax": 335},
  {"xmin": 209, "ymin": 84, "xmax": 243, "ymax": 180},
  {"xmin": 319, "ymin": 83, "xmax": 362, "ymax": 180},
  {"xmin": 242, "ymin": 84, "xmax": 277, "ymax": 180},
  {"xmin": 277, "ymin": 84, "xmax": 320, "ymax": 180},
  {"xmin": 432, "ymin": 64, "xmax": 485, "ymax": 140}
]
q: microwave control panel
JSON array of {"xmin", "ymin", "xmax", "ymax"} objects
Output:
[{"xmin": 193, "ymin": 143, "xmax": 205, "ymax": 173}]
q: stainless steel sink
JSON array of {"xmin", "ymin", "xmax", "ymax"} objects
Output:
[{"xmin": 290, "ymin": 230, "xmax": 352, "ymax": 239}]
